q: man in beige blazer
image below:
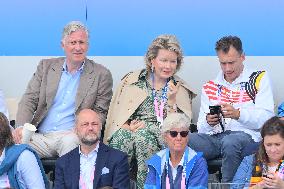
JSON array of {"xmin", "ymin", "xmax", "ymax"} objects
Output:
[{"xmin": 13, "ymin": 21, "xmax": 113, "ymax": 158}]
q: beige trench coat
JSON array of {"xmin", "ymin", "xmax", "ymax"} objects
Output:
[{"xmin": 104, "ymin": 69, "xmax": 196, "ymax": 143}]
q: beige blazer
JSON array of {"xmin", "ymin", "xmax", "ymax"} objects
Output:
[
  {"xmin": 104, "ymin": 70, "xmax": 196, "ymax": 143},
  {"xmin": 16, "ymin": 57, "xmax": 113, "ymax": 127}
]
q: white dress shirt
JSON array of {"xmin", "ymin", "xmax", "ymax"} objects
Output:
[{"xmin": 79, "ymin": 142, "xmax": 99, "ymax": 189}]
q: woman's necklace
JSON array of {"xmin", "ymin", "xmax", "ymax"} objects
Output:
[{"xmin": 151, "ymin": 73, "xmax": 168, "ymax": 125}]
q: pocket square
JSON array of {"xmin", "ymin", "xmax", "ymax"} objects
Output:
[{"xmin": 101, "ymin": 167, "xmax": 109, "ymax": 175}]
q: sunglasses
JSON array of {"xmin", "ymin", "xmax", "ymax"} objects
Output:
[{"xmin": 168, "ymin": 131, "xmax": 189, "ymax": 138}]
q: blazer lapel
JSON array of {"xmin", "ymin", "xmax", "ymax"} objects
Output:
[
  {"xmin": 46, "ymin": 60, "xmax": 64, "ymax": 109},
  {"xmin": 75, "ymin": 59, "xmax": 94, "ymax": 111},
  {"xmin": 70, "ymin": 148, "xmax": 81, "ymax": 189},
  {"xmin": 93, "ymin": 143, "xmax": 109, "ymax": 188}
]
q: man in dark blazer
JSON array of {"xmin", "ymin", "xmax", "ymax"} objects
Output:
[
  {"xmin": 13, "ymin": 21, "xmax": 113, "ymax": 158},
  {"xmin": 55, "ymin": 109, "xmax": 130, "ymax": 189}
]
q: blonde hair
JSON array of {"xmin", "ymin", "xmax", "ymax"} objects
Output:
[{"xmin": 145, "ymin": 34, "xmax": 183, "ymax": 73}]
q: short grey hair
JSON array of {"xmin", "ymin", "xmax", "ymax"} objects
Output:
[
  {"xmin": 74, "ymin": 109, "xmax": 103, "ymax": 128},
  {"xmin": 62, "ymin": 21, "xmax": 89, "ymax": 44},
  {"xmin": 161, "ymin": 113, "xmax": 191, "ymax": 135}
]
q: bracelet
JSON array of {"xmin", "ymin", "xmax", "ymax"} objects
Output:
[{"xmin": 167, "ymin": 104, "xmax": 177, "ymax": 112}]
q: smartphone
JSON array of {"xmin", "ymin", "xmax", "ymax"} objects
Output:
[
  {"xmin": 262, "ymin": 173, "xmax": 268, "ymax": 178},
  {"xmin": 209, "ymin": 105, "xmax": 222, "ymax": 115},
  {"xmin": 171, "ymin": 77, "xmax": 177, "ymax": 86},
  {"xmin": 209, "ymin": 105, "xmax": 224, "ymax": 132}
]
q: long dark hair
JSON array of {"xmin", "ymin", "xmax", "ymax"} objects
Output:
[
  {"xmin": 0, "ymin": 112, "xmax": 14, "ymax": 150},
  {"xmin": 253, "ymin": 116, "xmax": 284, "ymax": 175}
]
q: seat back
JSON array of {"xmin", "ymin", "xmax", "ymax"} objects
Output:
[{"xmin": 5, "ymin": 97, "xmax": 20, "ymax": 127}]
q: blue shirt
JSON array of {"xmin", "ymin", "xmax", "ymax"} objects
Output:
[
  {"xmin": 38, "ymin": 61, "xmax": 84, "ymax": 133},
  {"xmin": 0, "ymin": 148, "xmax": 45, "ymax": 189}
]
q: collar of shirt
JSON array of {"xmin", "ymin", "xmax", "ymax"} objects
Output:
[
  {"xmin": 169, "ymin": 153, "xmax": 185, "ymax": 181},
  {"xmin": 217, "ymin": 65, "xmax": 250, "ymax": 86},
  {"xmin": 62, "ymin": 60, "xmax": 85, "ymax": 73},
  {"xmin": 79, "ymin": 141, "xmax": 100, "ymax": 158},
  {"xmin": 138, "ymin": 69, "xmax": 148, "ymax": 80},
  {"xmin": 128, "ymin": 69, "xmax": 148, "ymax": 86}
]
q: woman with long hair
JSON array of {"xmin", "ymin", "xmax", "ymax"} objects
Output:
[
  {"xmin": 232, "ymin": 116, "xmax": 284, "ymax": 188},
  {"xmin": 0, "ymin": 112, "xmax": 49, "ymax": 189}
]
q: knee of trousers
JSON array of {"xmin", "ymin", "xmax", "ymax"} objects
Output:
[
  {"xmin": 188, "ymin": 133, "xmax": 206, "ymax": 147},
  {"xmin": 221, "ymin": 138, "xmax": 241, "ymax": 156},
  {"xmin": 60, "ymin": 134, "xmax": 79, "ymax": 148}
]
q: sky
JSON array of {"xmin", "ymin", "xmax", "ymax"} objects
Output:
[{"xmin": 1, "ymin": 0, "xmax": 283, "ymax": 56}]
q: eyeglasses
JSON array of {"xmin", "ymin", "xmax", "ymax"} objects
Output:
[{"xmin": 168, "ymin": 131, "xmax": 189, "ymax": 138}]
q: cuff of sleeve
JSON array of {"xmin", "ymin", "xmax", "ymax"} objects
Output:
[
  {"xmin": 238, "ymin": 108, "xmax": 247, "ymax": 124},
  {"xmin": 167, "ymin": 104, "xmax": 177, "ymax": 113}
]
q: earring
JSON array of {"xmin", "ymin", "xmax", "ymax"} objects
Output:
[{"xmin": 151, "ymin": 64, "xmax": 154, "ymax": 72}]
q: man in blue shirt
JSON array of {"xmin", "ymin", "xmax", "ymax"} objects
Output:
[{"xmin": 13, "ymin": 21, "xmax": 113, "ymax": 158}]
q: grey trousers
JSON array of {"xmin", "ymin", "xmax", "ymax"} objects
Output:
[{"xmin": 28, "ymin": 130, "xmax": 79, "ymax": 158}]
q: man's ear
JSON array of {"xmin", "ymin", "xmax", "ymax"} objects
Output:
[
  {"xmin": 74, "ymin": 126, "xmax": 78, "ymax": 135},
  {"xmin": 241, "ymin": 53, "xmax": 245, "ymax": 61},
  {"xmin": 61, "ymin": 41, "xmax": 65, "ymax": 50}
]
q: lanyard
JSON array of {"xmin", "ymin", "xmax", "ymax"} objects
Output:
[
  {"xmin": 165, "ymin": 148, "xmax": 189, "ymax": 189},
  {"xmin": 151, "ymin": 73, "xmax": 168, "ymax": 125},
  {"xmin": 79, "ymin": 166, "xmax": 95, "ymax": 189}
]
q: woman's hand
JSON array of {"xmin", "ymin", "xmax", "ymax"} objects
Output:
[
  {"xmin": 167, "ymin": 80, "xmax": 181, "ymax": 105},
  {"xmin": 121, "ymin": 120, "xmax": 145, "ymax": 132},
  {"xmin": 262, "ymin": 172, "xmax": 284, "ymax": 188}
]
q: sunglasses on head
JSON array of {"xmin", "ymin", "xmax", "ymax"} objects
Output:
[{"xmin": 168, "ymin": 130, "xmax": 189, "ymax": 138}]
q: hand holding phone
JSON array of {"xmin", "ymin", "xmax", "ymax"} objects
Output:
[
  {"xmin": 171, "ymin": 77, "xmax": 177, "ymax": 86},
  {"xmin": 209, "ymin": 105, "xmax": 222, "ymax": 115},
  {"xmin": 208, "ymin": 105, "xmax": 224, "ymax": 131},
  {"xmin": 167, "ymin": 78, "xmax": 180, "ymax": 104}
]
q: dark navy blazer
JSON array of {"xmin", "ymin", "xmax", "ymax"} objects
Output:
[{"xmin": 54, "ymin": 143, "xmax": 130, "ymax": 189}]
